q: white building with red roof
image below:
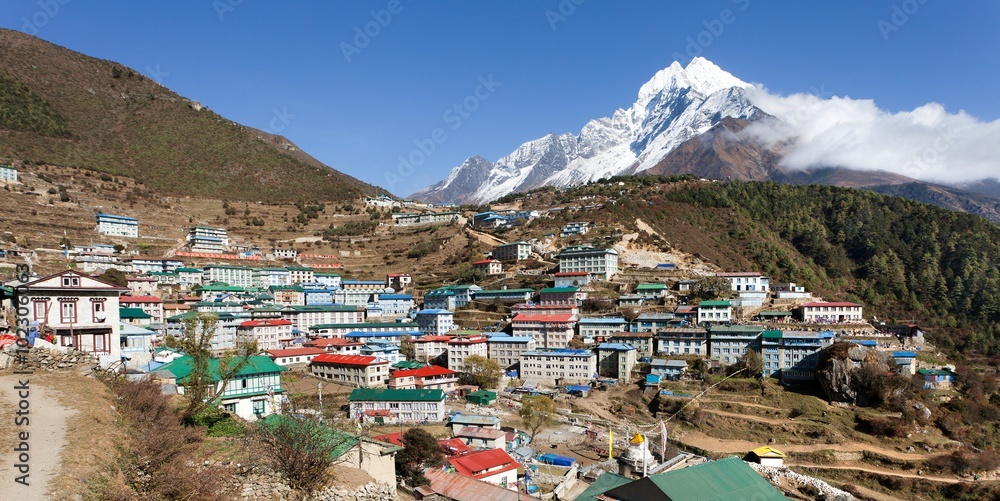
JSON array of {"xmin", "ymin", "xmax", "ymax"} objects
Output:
[
  {"xmin": 119, "ymin": 295, "xmax": 164, "ymax": 324},
  {"xmin": 798, "ymin": 301, "xmax": 864, "ymax": 323},
  {"xmin": 388, "ymin": 364, "xmax": 459, "ymax": 391},
  {"xmin": 447, "ymin": 336, "xmax": 488, "ymax": 372},
  {"xmin": 310, "ymin": 353, "xmax": 390, "ymax": 387},
  {"xmin": 448, "ymin": 448, "xmax": 520, "ymax": 489},
  {"xmin": 511, "ymin": 312, "xmax": 577, "ymax": 349},
  {"xmin": 553, "ymin": 271, "xmax": 591, "ymax": 288},
  {"xmin": 472, "ymin": 259, "xmax": 503, "ymax": 275},
  {"xmin": 237, "ymin": 319, "xmax": 293, "ymax": 350},
  {"xmin": 266, "ymin": 347, "xmax": 326, "ymax": 366},
  {"xmin": 411, "ymin": 335, "xmax": 453, "ymax": 362},
  {"xmin": 454, "ymin": 427, "xmax": 506, "ymax": 451}
]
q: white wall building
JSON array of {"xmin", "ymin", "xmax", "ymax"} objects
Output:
[{"xmin": 96, "ymin": 213, "xmax": 139, "ymax": 238}]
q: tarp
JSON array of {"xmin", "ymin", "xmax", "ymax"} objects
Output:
[{"xmin": 538, "ymin": 453, "xmax": 576, "ymax": 466}]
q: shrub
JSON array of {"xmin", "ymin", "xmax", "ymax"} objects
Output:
[{"xmin": 407, "ymin": 240, "xmax": 435, "ymax": 259}]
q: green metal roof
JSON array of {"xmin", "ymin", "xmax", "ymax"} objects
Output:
[
  {"xmin": 157, "ymin": 355, "xmax": 286, "ymax": 384},
  {"xmin": 605, "ymin": 456, "xmax": 786, "ymax": 501},
  {"xmin": 349, "ymin": 388, "xmax": 444, "ymax": 402},
  {"xmin": 269, "ymin": 285, "xmax": 305, "ymax": 292},
  {"xmin": 698, "ymin": 300, "xmax": 731, "ymax": 307},
  {"xmin": 392, "ymin": 360, "xmax": 427, "ymax": 370},
  {"xmin": 175, "ymin": 267, "xmax": 203, "ymax": 273},
  {"xmin": 762, "ymin": 330, "xmax": 783, "ymax": 339},
  {"xmin": 574, "ymin": 472, "xmax": 632, "ymax": 501},
  {"xmin": 119, "ymin": 307, "xmax": 152, "ymax": 319},
  {"xmin": 540, "ymin": 287, "xmax": 579, "ymax": 294},
  {"xmin": 636, "ymin": 283, "xmax": 667, "ymax": 290}
]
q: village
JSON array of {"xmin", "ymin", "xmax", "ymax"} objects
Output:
[{"xmin": 0, "ymin": 182, "xmax": 964, "ymax": 500}]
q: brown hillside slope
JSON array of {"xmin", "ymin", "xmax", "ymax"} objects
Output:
[{"xmin": 0, "ymin": 28, "xmax": 380, "ymax": 202}]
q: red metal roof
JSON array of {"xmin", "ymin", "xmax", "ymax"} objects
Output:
[
  {"xmin": 372, "ymin": 433, "xmax": 471, "ymax": 458},
  {"xmin": 455, "ymin": 427, "xmax": 507, "ymax": 440},
  {"xmin": 473, "ymin": 259, "xmax": 500, "ymax": 265},
  {"xmin": 311, "ymin": 354, "xmax": 386, "ymax": 366},
  {"xmin": 512, "ymin": 313, "xmax": 575, "ymax": 323},
  {"xmin": 411, "ymin": 335, "xmax": 453, "ymax": 343},
  {"xmin": 120, "ymin": 295, "xmax": 163, "ymax": 303},
  {"xmin": 449, "ymin": 336, "xmax": 487, "ymax": 345},
  {"xmin": 802, "ymin": 301, "xmax": 862, "ymax": 308},
  {"xmin": 391, "ymin": 365, "xmax": 456, "ymax": 378},
  {"xmin": 449, "ymin": 449, "xmax": 519, "ymax": 479},
  {"xmin": 424, "ymin": 469, "xmax": 532, "ymax": 500},
  {"xmin": 266, "ymin": 347, "xmax": 326, "ymax": 358},
  {"xmin": 240, "ymin": 319, "xmax": 293, "ymax": 328}
]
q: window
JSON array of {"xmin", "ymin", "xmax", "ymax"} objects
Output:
[
  {"xmin": 34, "ymin": 301, "xmax": 47, "ymax": 321},
  {"xmin": 60, "ymin": 301, "xmax": 77, "ymax": 323},
  {"xmin": 93, "ymin": 301, "xmax": 106, "ymax": 323},
  {"xmin": 61, "ymin": 276, "xmax": 80, "ymax": 287},
  {"xmin": 223, "ymin": 403, "xmax": 237, "ymax": 413},
  {"xmin": 252, "ymin": 399, "xmax": 265, "ymax": 416}
]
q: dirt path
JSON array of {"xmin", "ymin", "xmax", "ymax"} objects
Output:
[
  {"xmin": 0, "ymin": 374, "xmax": 78, "ymax": 500},
  {"xmin": 701, "ymin": 407, "xmax": 791, "ymax": 425},
  {"xmin": 676, "ymin": 429, "xmax": 942, "ymax": 462},
  {"xmin": 700, "ymin": 397, "xmax": 784, "ymax": 411}
]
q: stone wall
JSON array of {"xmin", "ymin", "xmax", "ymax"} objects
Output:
[
  {"xmin": 747, "ymin": 461, "xmax": 854, "ymax": 500},
  {"xmin": 0, "ymin": 345, "xmax": 96, "ymax": 372},
  {"xmin": 233, "ymin": 471, "xmax": 396, "ymax": 501}
]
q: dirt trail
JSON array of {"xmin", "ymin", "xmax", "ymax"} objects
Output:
[
  {"xmin": 0, "ymin": 374, "xmax": 78, "ymax": 500},
  {"xmin": 788, "ymin": 462, "xmax": 963, "ymax": 484},
  {"xmin": 701, "ymin": 407, "xmax": 790, "ymax": 425},
  {"xmin": 700, "ymin": 398, "xmax": 780, "ymax": 411},
  {"xmin": 676, "ymin": 429, "xmax": 943, "ymax": 462}
]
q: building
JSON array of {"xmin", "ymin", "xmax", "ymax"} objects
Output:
[
  {"xmin": 348, "ymin": 388, "xmax": 446, "ymax": 423},
  {"xmin": 511, "ymin": 313, "xmax": 576, "ymax": 349},
  {"xmin": 716, "ymin": 272, "xmax": 770, "ymax": 292},
  {"xmin": 892, "ymin": 351, "xmax": 918, "ymax": 375},
  {"xmin": 650, "ymin": 359, "xmax": 689, "ymax": 381},
  {"xmin": 119, "ymin": 307, "xmax": 152, "ymax": 326},
  {"xmin": 314, "ymin": 272, "xmax": 343, "ymax": 289},
  {"xmin": 119, "ymin": 295, "xmax": 164, "ymax": 324},
  {"xmin": 519, "ymin": 349, "xmax": 596, "ymax": 384},
  {"xmin": 553, "ymin": 271, "xmax": 591, "ymax": 288},
  {"xmin": 608, "ymin": 332, "xmax": 654, "ymax": 359},
  {"xmin": 270, "ymin": 285, "xmax": 305, "ymax": 306},
  {"xmin": 538, "ymin": 287, "xmax": 587, "ymax": 306},
  {"xmin": 472, "ymin": 259, "xmax": 503, "ymax": 275},
  {"xmin": 448, "ymin": 449, "xmax": 519, "ymax": 489},
  {"xmin": 655, "ymin": 327, "xmax": 709, "ymax": 356},
  {"xmin": 15, "ymin": 270, "xmax": 127, "ymax": 367},
  {"xmin": 560, "ymin": 221, "xmax": 591, "ymax": 237},
  {"xmin": 95, "ymin": 213, "xmax": 139, "ymax": 238},
  {"xmin": 176, "ymin": 267, "xmax": 204, "ymax": 287},
  {"xmin": 415, "ymin": 309, "xmax": 455, "ymax": 336},
  {"xmin": 629, "ymin": 313, "xmax": 676, "ymax": 333},
  {"xmin": 308, "ymin": 321, "xmax": 419, "ymax": 338},
  {"xmin": 491, "ymin": 242, "xmax": 532, "ymax": 263},
  {"xmin": 388, "ymin": 365, "xmax": 459, "ymax": 391},
  {"xmin": 635, "ymin": 283, "xmax": 669, "ymax": 300},
  {"xmin": 761, "ymin": 329, "xmax": 835, "ymax": 381},
  {"xmin": 487, "ymin": 335, "xmax": 537, "ymax": 370},
  {"xmin": 360, "ymin": 342, "xmax": 401, "ymax": 364},
  {"xmin": 392, "ymin": 211, "xmax": 459, "ymax": 226},
  {"xmin": 709, "ymin": 325, "xmax": 764, "ymax": 366},
  {"xmin": 697, "ymin": 300, "xmax": 732, "ymax": 325},
  {"xmin": 156, "ymin": 355, "xmax": 286, "ymax": 421},
  {"xmin": 376, "ymin": 294, "xmax": 415, "ymax": 318},
  {"xmin": 286, "ymin": 266, "xmax": 315, "ymax": 285},
  {"xmin": 272, "ymin": 248, "xmax": 297, "ymax": 259},
  {"xmin": 473, "ymin": 289, "xmax": 534, "ymax": 303},
  {"xmin": 386, "ymin": 273, "xmax": 412, "ymax": 291},
  {"xmin": 455, "ymin": 427, "xmax": 506, "ymax": 451},
  {"xmin": 0, "ymin": 164, "xmax": 18, "ymax": 184},
  {"xmin": 797, "ymin": 301, "xmax": 864, "ymax": 323},
  {"xmin": 254, "ymin": 268, "xmax": 291, "ymax": 288},
  {"xmin": 266, "ymin": 347, "xmax": 326, "ymax": 366},
  {"xmin": 589, "ymin": 456, "xmax": 786, "ymax": 501},
  {"xmin": 747, "ymin": 446, "xmax": 787, "ymax": 468},
  {"xmin": 187, "ymin": 226, "xmax": 229, "ymax": 253},
  {"xmin": 279, "ymin": 304, "xmax": 365, "ymax": 333},
  {"xmin": 310, "ymin": 354, "xmax": 390, "ymax": 387},
  {"xmin": 237, "ymin": 319, "xmax": 293, "ymax": 351},
  {"xmin": 423, "ymin": 469, "xmax": 534, "ymax": 501},
  {"xmin": 411, "ymin": 335, "xmax": 453, "ymax": 362},
  {"xmin": 595, "ymin": 343, "xmax": 638, "ymax": 382},
  {"xmin": 203, "ymin": 265, "xmax": 254, "ymax": 289},
  {"xmin": 447, "ymin": 336, "xmax": 488, "ymax": 373},
  {"xmin": 449, "ymin": 414, "xmax": 501, "ymax": 434},
  {"xmin": 556, "ymin": 245, "xmax": 618, "ymax": 281},
  {"xmin": 578, "ymin": 317, "xmax": 629, "ymax": 340}
]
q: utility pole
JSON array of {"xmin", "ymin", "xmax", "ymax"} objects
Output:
[{"xmin": 318, "ymin": 381, "xmax": 323, "ymax": 423}]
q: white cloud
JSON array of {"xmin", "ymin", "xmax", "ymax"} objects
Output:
[{"xmin": 740, "ymin": 86, "xmax": 1000, "ymax": 184}]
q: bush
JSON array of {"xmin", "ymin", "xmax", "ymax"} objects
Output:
[
  {"xmin": 407, "ymin": 240, "xmax": 435, "ymax": 259},
  {"xmin": 860, "ymin": 416, "xmax": 910, "ymax": 438}
]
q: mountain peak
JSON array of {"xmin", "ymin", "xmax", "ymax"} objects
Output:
[{"xmin": 637, "ymin": 57, "xmax": 751, "ymax": 106}]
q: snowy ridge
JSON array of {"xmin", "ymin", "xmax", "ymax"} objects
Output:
[{"xmin": 412, "ymin": 57, "xmax": 760, "ymax": 204}]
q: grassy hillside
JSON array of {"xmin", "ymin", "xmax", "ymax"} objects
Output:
[{"xmin": 0, "ymin": 29, "xmax": 380, "ymax": 202}]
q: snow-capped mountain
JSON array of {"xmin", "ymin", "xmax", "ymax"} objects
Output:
[{"xmin": 411, "ymin": 57, "xmax": 762, "ymax": 204}]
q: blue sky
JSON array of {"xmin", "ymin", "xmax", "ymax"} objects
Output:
[{"xmin": 2, "ymin": 1, "xmax": 998, "ymax": 195}]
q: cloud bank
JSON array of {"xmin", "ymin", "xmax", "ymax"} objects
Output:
[{"xmin": 741, "ymin": 87, "xmax": 1000, "ymax": 184}]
